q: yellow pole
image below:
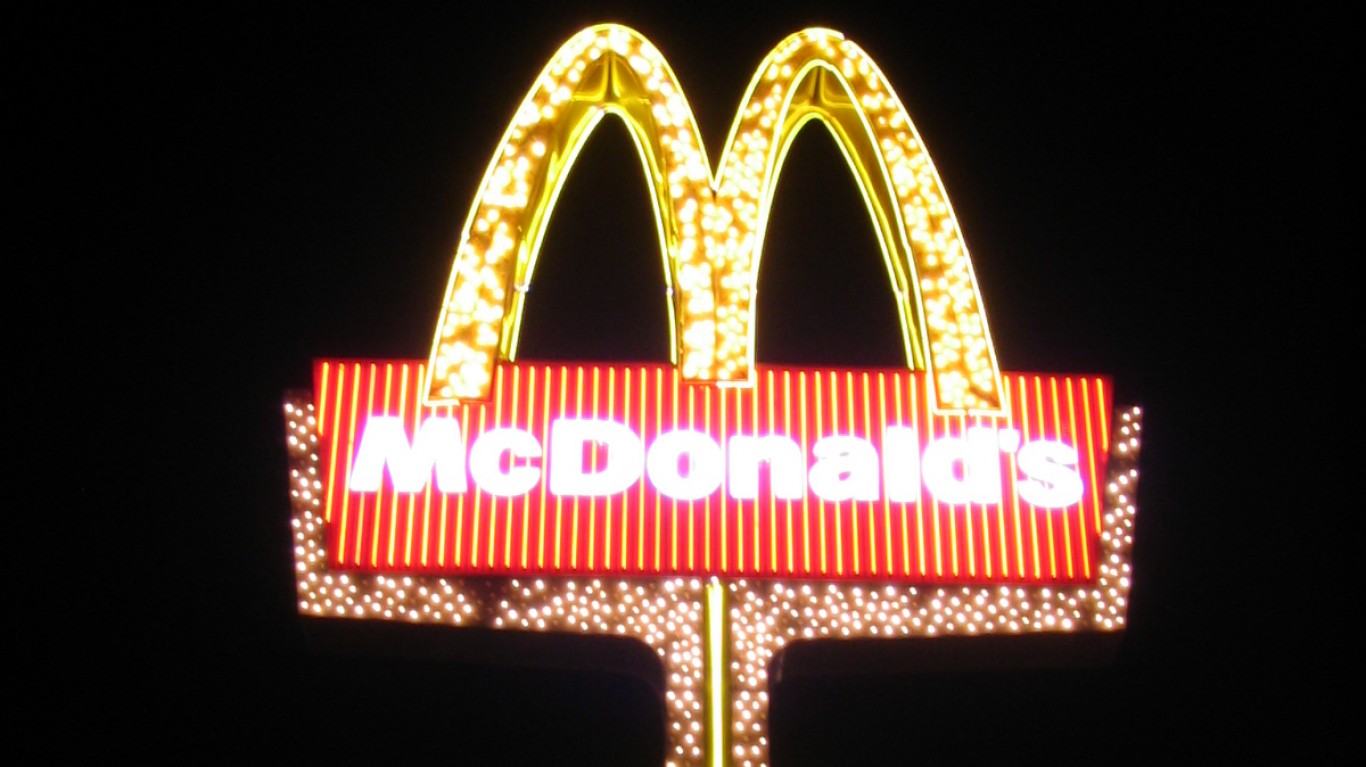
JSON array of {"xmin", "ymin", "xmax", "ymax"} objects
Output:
[{"xmin": 704, "ymin": 578, "xmax": 729, "ymax": 767}]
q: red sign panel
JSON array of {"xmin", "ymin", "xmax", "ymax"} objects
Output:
[{"xmin": 315, "ymin": 359, "xmax": 1111, "ymax": 584}]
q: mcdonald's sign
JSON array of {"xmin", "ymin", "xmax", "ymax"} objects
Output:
[{"xmin": 284, "ymin": 24, "xmax": 1141, "ymax": 767}]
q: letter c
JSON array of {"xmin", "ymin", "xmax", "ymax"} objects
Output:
[{"xmin": 469, "ymin": 428, "xmax": 542, "ymax": 496}]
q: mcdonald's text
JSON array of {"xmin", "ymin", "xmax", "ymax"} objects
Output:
[{"xmin": 350, "ymin": 416, "xmax": 1083, "ymax": 509}]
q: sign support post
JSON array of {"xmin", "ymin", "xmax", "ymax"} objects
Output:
[{"xmin": 704, "ymin": 578, "xmax": 729, "ymax": 767}]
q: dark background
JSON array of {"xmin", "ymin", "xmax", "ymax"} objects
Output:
[{"xmin": 20, "ymin": 2, "xmax": 1350, "ymax": 763}]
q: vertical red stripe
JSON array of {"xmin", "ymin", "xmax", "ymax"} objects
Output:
[
  {"xmin": 1033, "ymin": 375, "xmax": 1049, "ymax": 580},
  {"xmin": 786, "ymin": 371, "xmax": 797, "ymax": 574},
  {"xmin": 718, "ymin": 386, "xmax": 729, "ymax": 574},
  {"xmin": 436, "ymin": 402, "xmax": 452, "ymax": 568},
  {"xmin": 686, "ymin": 382, "xmax": 695, "ymax": 571},
  {"xmin": 813, "ymin": 373, "xmax": 827, "ymax": 575},
  {"xmin": 931, "ymin": 408, "xmax": 944, "ymax": 579},
  {"xmin": 949, "ymin": 413, "xmax": 962, "ymax": 579},
  {"xmin": 452, "ymin": 401, "xmax": 469, "ymax": 568},
  {"xmin": 419, "ymin": 372, "xmax": 435, "ymax": 569},
  {"xmin": 1065, "ymin": 377, "xmax": 1090, "ymax": 580},
  {"xmin": 1082, "ymin": 377, "xmax": 1103, "ymax": 535},
  {"xmin": 333, "ymin": 364, "xmax": 355, "ymax": 561},
  {"xmin": 668, "ymin": 370, "xmax": 678, "ymax": 570},
  {"xmin": 1096, "ymin": 377, "xmax": 1110, "ymax": 452},
  {"xmin": 469, "ymin": 405, "xmax": 485, "ymax": 570},
  {"xmin": 656, "ymin": 367, "xmax": 666, "ymax": 572},
  {"xmin": 355, "ymin": 364, "xmax": 376, "ymax": 567},
  {"xmin": 552, "ymin": 368, "xmax": 566, "ymax": 570},
  {"xmin": 536, "ymin": 366, "xmax": 551, "ymax": 569},
  {"xmin": 889, "ymin": 373, "xmax": 910, "ymax": 576},
  {"xmin": 396, "ymin": 364, "xmax": 413, "ymax": 568},
  {"xmin": 1015, "ymin": 376, "xmax": 1037, "ymax": 579},
  {"xmin": 323, "ymin": 363, "xmax": 344, "ymax": 525},
  {"xmin": 1001, "ymin": 377, "xmax": 1022, "ymax": 579},
  {"xmin": 763, "ymin": 371, "xmax": 776, "ymax": 575},
  {"xmin": 703, "ymin": 390, "xmax": 712, "ymax": 573},
  {"xmin": 829, "ymin": 372, "xmax": 845, "ymax": 576},
  {"xmin": 316, "ymin": 361, "xmax": 331, "ymax": 437},
  {"xmin": 519, "ymin": 366, "xmax": 535, "ymax": 569},
  {"xmin": 912, "ymin": 373, "xmax": 927, "ymax": 577},
  {"xmin": 1048, "ymin": 377, "xmax": 1072, "ymax": 578},
  {"xmin": 631, "ymin": 367, "xmax": 644, "ymax": 574},
  {"xmin": 504, "ymin": 365, "xmax": 520, "ymax": 570},
  {"xmin": 874, "ymin": 372, "xmax": 894, "ymax": 577},
  {"xmin": 796, "ymin": 372, "xmax": 809, "ymax": 573}
]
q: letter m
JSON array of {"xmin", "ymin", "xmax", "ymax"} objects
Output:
[{"xmin": 349, "ymin": 416, "xmax": 467, "ymax": 493}]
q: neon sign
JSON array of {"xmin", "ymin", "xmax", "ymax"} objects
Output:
[
  {"xmin": 316, "ymin": 360, "xmax": 1110, "ymax": 583},
  {"xmin": 284, "ymin": 24, "xmax": 1142, "ymax": 767},
  {"xmin": 423, "ymin": 25, "xmax": 1002, "ymax": 413}
]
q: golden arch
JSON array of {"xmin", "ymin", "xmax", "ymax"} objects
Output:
[{"xmin": 425, "ymin": 25, "xmax": 1004, "ymax": 414}]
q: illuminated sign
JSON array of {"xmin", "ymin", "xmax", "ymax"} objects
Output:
[
  {"xmin": 422, "ymin": 25, "xmax": 1002, "ymax": 414},
  {"xmin": 284, "ymin": 24, "xmax": 1142, "ymax": 767},
  {"xmin": 315, "ymin": 360, "xmax": 1111, "ymax": 583}
]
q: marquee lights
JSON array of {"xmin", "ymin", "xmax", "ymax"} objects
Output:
[
  {"xmin": 285, "ymin": 23, "xmax": 1142, "ymax": 767},
  {"xmin": 286, "ymin": 397, "xmax": 1141, "ymax": 767}
]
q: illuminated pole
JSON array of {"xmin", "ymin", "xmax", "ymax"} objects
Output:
[{"xmin": 704, "ymin": 578, "xmax": 729, "ymax": 767}]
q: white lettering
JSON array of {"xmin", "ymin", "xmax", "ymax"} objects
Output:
[
  {"xmin": 1016, "ymin": 440, "xmax": 1083, "ymax": 507},
  {"xmin": 808, "ymin": 436, "xmax": 879, "ymax": 501},
  {"xmin": 468, "ymin": 427, "xmax": 542, "ymax": 496},
  {"xmin": 350, "ymin": 416, "xmax": 466, "ymax": 493},
  {"xmin": 345, "ymin": 416, "xmax": 1086, "ymax": 508},
  {"xmin": 921, "ymin": 426, "xmax": 1001, "ymax": 504},
  {"xmin": 881, "ymin": 426, "xmax": 921, "ymax": 502},
  {"xmin": 548, "ymin": 419, "xmax": 643, "ymax": 496},
  {"xmin": 727, "ymin": 435, "xmax": 804, "ymax": 499},
  {"xmin": 647, "ymin": 430, "xmax": 724, "ymax": 500}
]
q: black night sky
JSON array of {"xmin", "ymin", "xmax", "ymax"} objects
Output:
[{"xmin": 27, "ymin": 3, "xmax": 1351, "ymax": 763}]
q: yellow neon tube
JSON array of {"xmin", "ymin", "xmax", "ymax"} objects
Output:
[{"xmin": 425, "ymin": 25, "xmax": 1004, "ymax": 414}]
